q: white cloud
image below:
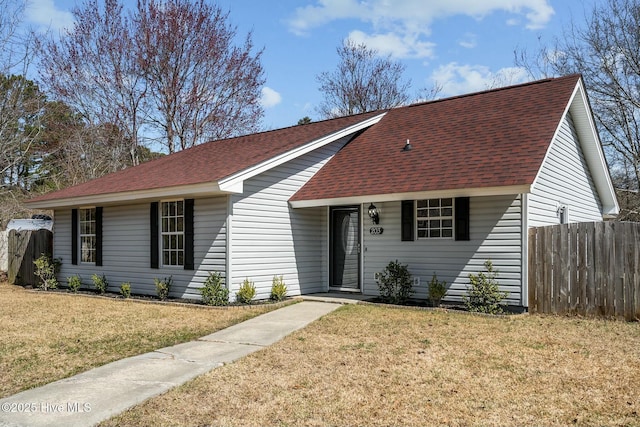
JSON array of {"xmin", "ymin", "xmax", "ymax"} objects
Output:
[
  {"xmin": 25, "ymin": 0, "xmax": 75, "ymax": 33},
  {"xmin": 288, "ymin": 0, "xmax": 554, "ymax": 58},
  {"xmin": 260, "ymin": 86, "xmax": 282, "ymax": 108},
  {"xmin": 428, "ymin": 62, "xmax": 529, "ymax": 97},
  {"xmin": 347, "ymin": 30, "xmax": 436, "ymax": 59},
  {"xmin": 458, "ymin": 33, "xmax": 477, "ymax": 49}
]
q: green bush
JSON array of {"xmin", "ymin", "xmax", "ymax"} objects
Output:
[
  {"xmin": 120, "ymin": 282, "xmax": 131, "ymax": 299},
  {"xmin": 199, "ymin": 272, "xmax": 229, "ymax": 306},
  {"xmin": 33, "ymin": 254, "xmax": 60, "ymax": 290},
  {"xmin": 377, "ymin": 260, "xmax": 413, "ymax": 305},
  {"xmin": 463, "ymin": 260, "xmax": 509, "ymax": 314},
  {"xmin": 67, "ymin": 274, "xmax": 82, "ymax": 293},
  {"xmin": 428, "ymin": 273, "xmax": 447, "ymax": 307},
  {"xmin": 154, "ymin": 276, "xmax": 172, "ymax": 300},
  {"xmin": 92, "ymin": 273, "xmax": 108, "ymax": 294},
  {"xmin": 236, "ymin": 278, "xmax": 256, "ymax": 304},
  {"xmin": 270, "ymin": 275, "xmax": 287, "ymax": 302}
]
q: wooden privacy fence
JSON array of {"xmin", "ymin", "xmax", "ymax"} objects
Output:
[
  {"xmin": 7, "ymin": 229, "xmax": 53, "ymax": 286},
  {"xmin": 528, "ymin": 221, "xmax": 640, "ymax": 321},
  {"xmin": 0, "ymin": 230, "xmax": 7, "ymax": 272}
]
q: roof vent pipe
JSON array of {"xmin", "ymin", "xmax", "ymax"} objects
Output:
[{"xmin": 403, "ymin": 139, "xmax": 412, "ymax": 151}]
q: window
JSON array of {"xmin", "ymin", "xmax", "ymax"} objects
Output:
[
  {"xmin": 417, "ymin": 198, "xmax": 453, "ymax": 238},
  {"xmin": 161, "ymin": 200, "xmax": 184, "ymax": 266},
  {"xmin": 79, "ymin": 208, "xmax": 96, "ymax": 263}
]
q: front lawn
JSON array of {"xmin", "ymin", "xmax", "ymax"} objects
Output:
[
  {"xmin": 0, "ymin": 281, "xmax": 279, "ymax": 398},
  {"xmin": 104, "ymin": 304, "xmax": 640, "ymax": 427}
]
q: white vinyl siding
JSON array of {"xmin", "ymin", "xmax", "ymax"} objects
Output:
[
  {"xmin": 363, "ymin": 195, "xmax": 523, "ymax": 306},
  {"xmin": 53, "ymin": 196, "xmax": 227, "ymax": 299},
  {"xmin": 229, "ymin": 136, "xmax": 353, "ymax": 299},
  {"xmin": 529, "ymin": 113, "xmax": 603, "ymax": 227}
]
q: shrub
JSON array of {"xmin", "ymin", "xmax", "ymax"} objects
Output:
[
  {"xmin": 270, "ymin": 275, "xmax": 287, "ymax": 302},
  {"xmin": 33, "ymin": 254, "xmax": 60, "ymax": 290},
  {"xmin": 92, "ymin": 273, "xmax": 108, "ymax": 294},
  {"xmin": 120, "ymin": 282, "xmax": 131, "ymax": 299},
  {"xmin": 154, "ymin": 276, "xmax": 172, "ymax": 300},
  {"xmin": 236, "ymin": 278, "xmax": 256, "ymax": 304},
  {"xmin": 463, "ymin": 260, "xmax": 509, "ymax": 314},
  {"xmin": 428, "ymin": 273, "xmax": 447, "ymax": 307},
  {"xmin": 67, "ymin": 275, "xmax": 82, "ymax": 293},
  {"xmin": 199, "ymin": 272, "xmax": 229, "ymax": 306},
  {"xmin": 377, "ymin": 260, "xmax": 413, "ymax": 304}
]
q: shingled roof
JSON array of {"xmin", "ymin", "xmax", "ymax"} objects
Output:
[
  {"xmin": 28, "ymin": 74, "xmax": 617, "ymax": 215},
  {"xmin": 27, "ymin": 111, "xmax": 383, "ymax": 208},
  {"xmin": 290, "ymin": 74, "xmax": 613, "ymax": 208}
]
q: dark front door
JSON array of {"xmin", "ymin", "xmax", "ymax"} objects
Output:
[{"xmin": 330, "ymin": 206, "xmax": 360, "ymax": 290}]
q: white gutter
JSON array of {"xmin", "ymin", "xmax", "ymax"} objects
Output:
[{"xmin": 290, "ymin": 184, "xmax": 532, "ymax": 208}]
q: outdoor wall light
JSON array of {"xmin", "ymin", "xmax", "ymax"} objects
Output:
[{"xmin": 368, "ymin": 203, "xmax": 380, "ymax": 224}]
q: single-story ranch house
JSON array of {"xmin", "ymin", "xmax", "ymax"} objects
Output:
[{"xmin": 27, "ymin": 74, "xmax": 619, "ymax": 308}]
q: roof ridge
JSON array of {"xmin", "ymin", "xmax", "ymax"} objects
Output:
[
  {"xmin": 398, "ymin": 73, "xmax": 582, "ymax": 111},
  {"xmin": 199, "ymin": 109, "xmax": 386, "ymax": 146}
]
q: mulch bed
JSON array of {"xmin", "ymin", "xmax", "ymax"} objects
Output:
[{"xmin": 22, "ymin": 285, "xmax": 295, "ymax": 310}]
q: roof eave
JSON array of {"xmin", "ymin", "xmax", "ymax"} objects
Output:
[
  {"xmin": 25, "ymin": 181, "xmax": 231, "ymax": 209},
  {"xmin": 531, "ymin": 78, "xmax": 620, "ymax": 217},
  {"xmin": 289, "ymin": 184, "xmax": 532, "ymax": 208},
  {"xmin": 218, "ymin": 112, "xmax": 387, "ymax": 191}
]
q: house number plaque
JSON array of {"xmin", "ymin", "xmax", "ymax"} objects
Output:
[{"xmin": 369, "ymin": 227, "xmax": 384, "ymax": 235}]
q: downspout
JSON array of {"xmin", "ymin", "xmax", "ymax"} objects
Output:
[
  {"xmin": 325, "ymin": 206, "xmax": 330, "ymax": 292},
  {"xmin": 521, "ymin": 193, "xmax": 529, "ymax": 308},
  {"xmin": 226, "ymin": 194, "xmax": 233, "ymax": 296}
]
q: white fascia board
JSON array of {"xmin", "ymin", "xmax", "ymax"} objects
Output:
[
  {"xmin": 26, "ymin": 182, "xmax": 228, "ymax": 209},
  {"xmin": 530, "ymin": 80, "xmax": 619, "ymax": 217},
  {"xmin": 218, "ymin": 113, "xmax": 386, "ymax": 193},
  {"xmin": 570, "ymin": 81, "xmax": 619, "ymax": 216},
  {"xmin": 289, "ymin": 184, "xmax": 531, "ymax": 208}
]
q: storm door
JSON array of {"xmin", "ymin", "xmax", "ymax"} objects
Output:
[{"xmin": 329, "ymin": 206, "xmax": 361, "ymax": 290}]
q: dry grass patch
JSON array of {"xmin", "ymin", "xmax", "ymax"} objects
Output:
[
  {"xmin": 105, "ymin": 304, "xmax": 640, "ymax": 427},
  {"xmin": 0, "ymin": 281, "xmax": 278, "ymax": 398}
]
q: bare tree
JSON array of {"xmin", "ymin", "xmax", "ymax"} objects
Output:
[
  {"xmin": 515, "ymin": 0, "xmax": 640, "ymax": 193},
  {"xmin": 0, "ymin": 0, "xmax": 28, "ymax": 74},
  {"xmin": 39, "ymin": 0, "xmax": 265, "ymax": 156},
  {"xmin": 0, "ymin": 74, "xmax": 44, "ymax": 189},
  {"xmin": 0, "ymin": 1, "xmax": 45, "ymax": 225},
  {"xmin": 316, "ymin": 40, "xmax": 411, "ymax": 118},
  {"xmin": 136, "ymin": 0, "xmax": 264, "ymax": 152},
  {"xmin": 38, "ymin": 0, "xmax": 146, "ymax": 165}
]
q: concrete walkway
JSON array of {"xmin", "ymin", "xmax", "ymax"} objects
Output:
[{"xmin": 0, "ymin": 301, "xmax": 340, "ymax": 427}]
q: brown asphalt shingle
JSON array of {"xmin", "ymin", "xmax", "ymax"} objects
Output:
[
  {"xmin": 290, "ymin": 74, "xmax": 580, "ymax": 202},
  {"xmin": 29, "ymin": 75, "xmax": 581, "ymax": 205},
  {"xmin": 28, "ymin": 112, "xmax": 382, "ymax": 203}
]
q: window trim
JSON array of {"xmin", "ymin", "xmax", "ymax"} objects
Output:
[
  {"xmin": 79, "ymin": 207, "xmax": 97, "ymax": 264},
  {"xmin": 416, "ymin": 198, "xmax": 454, "ymax": 239},
  {"xmin": 160, "ymin": 199, "xmax": 185, "ymax": 268}
]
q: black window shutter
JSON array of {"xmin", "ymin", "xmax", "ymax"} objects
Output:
[
  {"xmin": 71, "ymin": 209, "xmax": 78, "ymax": 265},
  {"xmin": 150, "ymin": 202, "xmax": 159, "ymax": 269},
  {"xmin": 184, "ymin": 199, "xmax": 194, "ymax": 270},
  {"xmin": 401, "ymin": 200, "xmax": 415, "ymax": 241},
  {"xmin": 95, "ymin": 207, "xmax": 103, "ymax": 266},
  {"xmin": 455, "ymin": 197, "xmax": 470, "ymax": 241}
]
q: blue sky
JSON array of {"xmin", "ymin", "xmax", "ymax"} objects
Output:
[{"xmin": 24, "ymin": 0, "xmax": 603, "ymax": 131}]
